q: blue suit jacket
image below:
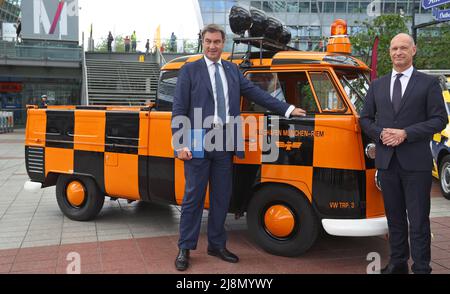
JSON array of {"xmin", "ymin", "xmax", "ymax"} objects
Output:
[
  {"xmin": 360, "ymin": 69, "xmax": 448, "ymax": 171},
  {"xmin": 171, "ymin": 57, "xmax": 291, "ymax": 158}
]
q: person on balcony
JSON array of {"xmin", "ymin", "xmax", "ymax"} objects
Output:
[
  {"xmin": 107, "ymin": 32, "xmax": 114, "ymax": 52},
  {"xmin": 131, "ymin": 31, "xmax": 137, "ymax": 52}
]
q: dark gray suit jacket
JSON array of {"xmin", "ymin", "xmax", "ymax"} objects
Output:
[{"xmin": 360, "ymin": 69, "xmax": 448, "ymax": 171}]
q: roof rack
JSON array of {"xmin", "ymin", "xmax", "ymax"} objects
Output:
[{"xmin": 231, "ymin": 37, "xmax": 299, "ymax": 68}]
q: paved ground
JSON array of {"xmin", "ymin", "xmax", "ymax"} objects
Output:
[{"xmin": 1, "ymin": 130, "xmax": 450, "ymax": 274}]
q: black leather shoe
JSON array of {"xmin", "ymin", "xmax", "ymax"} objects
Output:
[
  {"xmin": 175, "ymin": 249, "xmax": 190, "ymax": 271},
  {"xmin": 207, "ymin": 248, "xmax": 239, "ymax": 263},
  {"xmin": 380, "ymin": 263, "xmax": 409, "ymax": 274}
]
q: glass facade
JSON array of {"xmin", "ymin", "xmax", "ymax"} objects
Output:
[
  {"xmin": 196, "ymin": 0, "xmax": 435, "ymax": 50},
  {"xmin": 0, "ymin": 0, "xmax": 21, "ymax": 23},
  {"xmin": 0, "ymin": 1, "xmax": 82, "ymax": 126},
  {"xmin": 0, "ymin": 78, "xmax": 81, "ymax": 125}
]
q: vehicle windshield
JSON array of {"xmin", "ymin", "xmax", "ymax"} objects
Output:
[
  {"xmin": 157, "ymin": 70, "xmax": 178, "ymax": 111},
  {"xmin": 335, "ymin": 69, "xmax": 370, "ymax": 115}
]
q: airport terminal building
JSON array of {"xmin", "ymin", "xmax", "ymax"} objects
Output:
[
  {"xmin": 0, "ymin": 0, "xmax": 82, "ymax": 125},
  {"xmin": 0, "ymin": 0, "xmax": 439, "ymax": 124},
  {"xmin": 193, "ymin": 0, "xmax": 435, "ymax": 49}
]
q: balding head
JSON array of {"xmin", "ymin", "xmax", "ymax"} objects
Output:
[
  {"xmin": 389, "ymin": 33, "xmax": 416, "ymax": 72},
  {"xmin": 390, "ymin": 33, "xmax": 415, "ymax": 48}
]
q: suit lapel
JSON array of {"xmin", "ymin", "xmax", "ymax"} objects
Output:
[
  {"xmin": 199, "ymin": 58, "xmax": 213, "ymax": 98},
  {"xmin": 222, "ymin": 60, "xmax": 233, "ymax": 93},
  {"xmin": 397, "ymin": 69, "xmax": 418, "ymax": 114},
  {"xmin": 222, "ymin": 60, "xmax": 237, "ymax": 114},
  {"xmin": 222, "ymin": 60, "xmax": 233, "ymax": 91}
]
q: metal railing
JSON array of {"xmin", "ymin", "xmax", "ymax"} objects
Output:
[
  {"xmin": 156, "ymin": 39, "xmax": 201, "ymax": 54},
  {"xmin": 156, "ymin": 38, "xmax": 327, "ymax": 53},
  {"xmin": 0, "ymin": 108, "xmax": 26, "ymax": 128},
  {"xmin": 82, "ymin": 51, "xmax": 89, "ymax": 105},
  {"xmin": 0, "ymin": 40, "xmax": 82, "ymax": 61},
  {"xmin": 156, "ymin": 46, "xmax": 167, "ymax": 67},
  {"xmin": 90, "ymin": 37, "xmax": 328, "ymax": 56},
  {"xmin": 0, "ymin": 111, "xmax": 14, "ymax": 133}
]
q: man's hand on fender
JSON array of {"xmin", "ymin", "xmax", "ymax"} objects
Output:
[
  {"xmin": 176, "ymin": 147, "xmax": 193, "ymax": 161},
  {"xmin": 381, "ymin": 128, "xmax": 407, "ymax": 147},
  {"xmin": 290, "ymin": 108, "xmax": 307, "ymax": 117}
]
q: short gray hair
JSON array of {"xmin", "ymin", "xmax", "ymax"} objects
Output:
[{"xmin": 202, "ymin": 24, "xmax": 226, "ymax": 40}]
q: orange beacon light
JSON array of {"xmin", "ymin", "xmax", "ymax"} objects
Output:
[{"xmin": 327, "ymin": 19, "xmax": 352, "ymax": 54}]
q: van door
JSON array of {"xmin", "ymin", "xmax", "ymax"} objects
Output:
[
  {"xmin": 304, "ymin": 70, "xmax": 365, "ymax": 218},
  {"xmin": 237, "ymin": 70, "xmax": 365, "ymax": 218},
  {"xmin": 104, "ymin": 111, "xmax": 145, "ymax": 201},
  {"xmin": 233, "ymin": 71, "xmax": 320, "ymax": 210}
]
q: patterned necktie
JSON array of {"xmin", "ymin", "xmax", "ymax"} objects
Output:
[
  {"xmin": 214, "ymin": 63, "xmax": 227, "ymax": 125},
  {"xmin": 392, "ymin": 73, "xmax": 403, "ymax": 113}
]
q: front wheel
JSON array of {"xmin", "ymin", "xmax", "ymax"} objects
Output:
[
  {"xmin": 56, "ymin": 174, "xmax": 104, "ymax": 221},
  {"xmin": 439, "ymin": 155, "xmax": 450, "ymax": 200},
  {"xmin": 247, "ymin": 185, "xmax": 320, "ymax": 256}
]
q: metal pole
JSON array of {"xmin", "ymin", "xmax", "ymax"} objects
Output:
[{"xmin": 412, "ymin": 0, "xmax": 417, "ymax": 43}]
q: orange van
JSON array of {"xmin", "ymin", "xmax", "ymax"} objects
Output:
[{"xmin": 24, "ymin": 22, "xmax": 387, "ymax": 256}]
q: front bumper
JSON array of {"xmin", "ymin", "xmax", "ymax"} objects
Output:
[
  {"xmin": 322, "ymin": 217, "xmax": 388, "ymax": 237},
  {"xmin": 23, "ymin": 180, "xmax": 42, "ymax": 193}
]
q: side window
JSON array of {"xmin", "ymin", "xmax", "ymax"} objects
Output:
[
  {"xmin": 309, "ymin": 72, "xmax": 346, "ymax": 112},
  {"xmin": 242, "ymin": 71, "xmax": 319, "ymax": 113},
  {"xmin": 294, "ymin": 73, "xmax": 319, "ymax": 113},
  {"xmin": 243, "ymin": 72, "xmax": 286, "ymax": 113},
  {"xmin": 157, "ymin": 70, "xmax": 178, "ymax": 111},
  {"xmin": 105, "ymin": 113, "xmax": 140, "ymax": 154}
]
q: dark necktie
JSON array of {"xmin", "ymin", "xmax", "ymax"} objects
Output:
[
  {"xmin": 392, "ymin": 73, "xmax": 403, "ymax": 113},
  {"xmin": 214, "ymin": 63, "xmax": 227, "ymax": 125}
]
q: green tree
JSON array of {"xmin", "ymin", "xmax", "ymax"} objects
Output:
[
  {"xmin": 95, "ymin": 38, "xmax": 107, "ymax": 52},
  {"xmin": 415, "ymin": 24, "xmax": 450, "ymax": 69},
  {"xmin": 114, "ymin": 36, "xmax": 125, "ymax": 53},
  {"xmin": 94, "ymin": 35, "xmax": 125, "ymax": 52},
  {"xmin": 351, "ymin": 14, "xmax": 409, "ymax": 77},
  {"xmin": 351, "ymin": 14, "xmax": 450, "ymax": 74}
]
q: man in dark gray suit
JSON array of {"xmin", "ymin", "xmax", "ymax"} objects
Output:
[{"xmin": 360, "ymin": 33, "xmax": 448, "ymax": 274}]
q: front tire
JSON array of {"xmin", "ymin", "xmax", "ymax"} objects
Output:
[
  {"xmin": 247, "ymin": 185, "xmax": 320, "ymax": 256},
  {"xmin": 56, "ymin": 174, "xmax": 104, "ymax": 221},
  {"xmin": 439, "ymin": 155, "xmax": 450, "ymax": 200}
]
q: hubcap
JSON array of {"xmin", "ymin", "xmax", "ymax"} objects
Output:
[
  {"xmin": 441, "ymin": 162, "xmax": 450, "ymax": 194},
  {"xmin": 264, "ymin": 204, "xmax": 295, "ymax": 238},
  {"xmin": 66, "ymin": 181, "xmax": 86, "ymax": 207}
]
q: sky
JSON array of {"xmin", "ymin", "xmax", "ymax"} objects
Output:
[{"xmin": 78, "ymin": 0, "xmax": 201, "ymax": 51}]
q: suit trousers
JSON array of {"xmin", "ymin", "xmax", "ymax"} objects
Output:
[
  {"xmin": 379, "ymin": 154, "xmax": 432, "ymax": 274},
  {"xmin": 178, "ymin": 149, "xmax": 234, "ymax": 251}
]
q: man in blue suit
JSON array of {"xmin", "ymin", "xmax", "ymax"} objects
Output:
[
  {"xmin": 360, "ymin": 33, "xmax": 448, "ymax": 274},
  {"xmin": 171, "ymin": 24, "xmax": 306, "ymax": 271}
]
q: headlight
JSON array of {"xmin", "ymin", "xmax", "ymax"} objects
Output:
[{"xmin": 365, "ymin": 143, "xmax": 376, "ymax": 159}]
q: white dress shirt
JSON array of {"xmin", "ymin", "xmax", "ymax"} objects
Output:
[
  {"xmin": 204, "ymin": 56, "xmax": 230, "ymax": 124},
  {"xmin": 204, "ymin": 56, "xmax": 295, "ymax": 123},
  {"xmin": 390, "ymin": 66, "xmax": 414, "ymax": 101}
]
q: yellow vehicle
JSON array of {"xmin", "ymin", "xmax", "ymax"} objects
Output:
[
  {"xmin": 24, "ymin": 20, "xmax": 387, "ymax": 256},
  {"xmin": 430, "ymin": 73, "xmax": 450, "ymax": 200}
]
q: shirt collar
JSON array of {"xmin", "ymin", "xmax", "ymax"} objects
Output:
[
  {"xmin": 204, "ymin": 56, "xmax": 222, "ymax": 67},
  {"xmin": 392, "ymin": 66, "xmax": 414, "ymax": 79}
]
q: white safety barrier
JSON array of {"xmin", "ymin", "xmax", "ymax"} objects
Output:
[{"xmin": 0, "ymin": 112, "xmax": 14, "ymax": 134}]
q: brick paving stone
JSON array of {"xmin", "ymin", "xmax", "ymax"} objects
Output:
[{"xmin": 1, "ymin": 130, "xmax": 450, "ymax": 274}]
